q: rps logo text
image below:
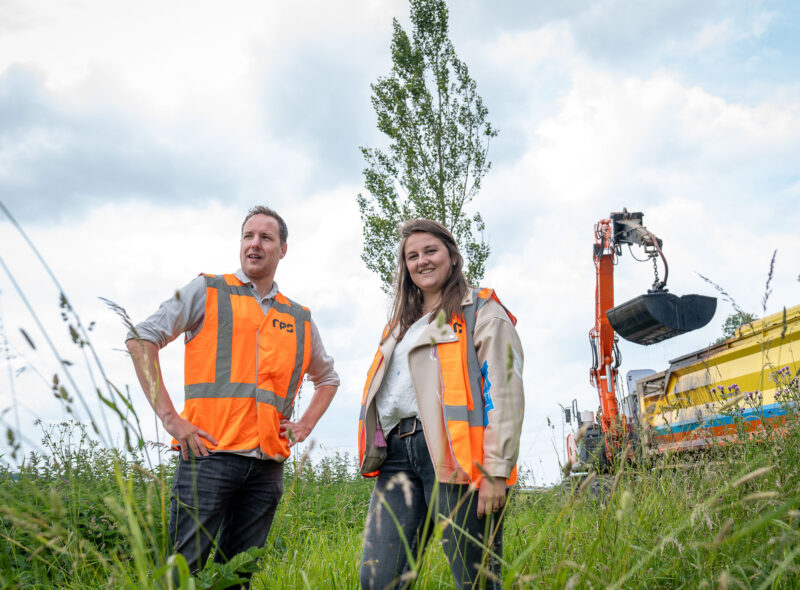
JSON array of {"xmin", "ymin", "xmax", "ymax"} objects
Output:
[{"xmin": 272, "ymin": 318, "xmax": 294, "ymax": 333}]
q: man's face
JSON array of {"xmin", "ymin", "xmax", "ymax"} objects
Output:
[{"xmin": 240, "ymin": 214, "xmax": 287, "ymax": 282}]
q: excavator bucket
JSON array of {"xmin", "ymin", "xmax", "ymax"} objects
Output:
[{"xmin": 606, "ymin": 292, "xmax": 717, "ymax": 345}]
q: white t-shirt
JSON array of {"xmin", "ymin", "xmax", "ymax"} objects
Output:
[{"xmin": 375, "ymin": 315, "xmax": 430, "ymax": 435}]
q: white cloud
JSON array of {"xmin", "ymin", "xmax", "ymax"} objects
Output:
[
  {"xmin": 485, "ymin": 24, "xmax": 576, "ymax": 73},
  {"xmin": 690, "ymin": 20, "xmax": 732, "ymax": 52},
  {"xmin": 486, "ymin": 65, "xmax": 800, "ymax": 222},
  {"xmin": 1, "ymin": 1, "xmax": 799, "ymax": 486},
  {"xmin": 0, "ymin": 0, "xmax": 406, "ymax": 120},
  {"xmin": 686, "ymin": 5, "xmax": 776, "ymax": 55},
  {"xmin": 0, "ymin": 1, "xmax": 262, "ymax": 111}
]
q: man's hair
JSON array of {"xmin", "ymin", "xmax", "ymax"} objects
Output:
[
  {"xmin": 241, "ymin": 206, "xmax": 288, "ymax": 244},
  {"xmin": 386, "ymin": 218, "xmax": 468, "ymax": 342}
]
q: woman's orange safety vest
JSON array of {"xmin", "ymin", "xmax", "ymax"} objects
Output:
[
  {"xmin": 358, "ymin": 288, "xmax": 517, "ymax": 485},
  {"xmin": 181, "ymin": 273, "xmax": 311, "ymax": 460}
]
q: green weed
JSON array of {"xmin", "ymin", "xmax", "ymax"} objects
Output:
[{"xmin": 2, "ymin": 200, "xmax": 800, "ymax": 587}]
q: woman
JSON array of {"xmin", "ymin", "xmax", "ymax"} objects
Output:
[{"xmin": 358, "ymin": 219, "xmax": 524, "ymax": 589}]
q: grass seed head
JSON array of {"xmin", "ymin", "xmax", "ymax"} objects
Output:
[
  {"xmin": 48, "ymin": 487, "xmax": 66, "ymax": 519},
  {"xmin": 475, "ymin": 564, "xmax": 501, "ymax": 583},
  {"xmin": 385, "ymin": 471, "xmax": 413, "ymax": 508},
  {"xmin": 621, "ymin": 489, "xmax": 632, "ymax": 510},
  {"xmin": 616, "ymin": 489, "xmax": 633, "ymax": 521},
  {"xmin": 742, "ymin": 491, "xmax": 778, "ymax": 502},
  {"xmin": 577, "ymin": 471, "xmax": 596, "ymax": 496},
  {"xmin": 565, "ymin": 574, "xmax": 580, "ymax": 590},
  {"xmin": 712, "ymin": 517, "xmax": 735, "ymax": 547},
  {"xmin": 733, "ymin": 466, "xmax": 771, "ymax": 488}
]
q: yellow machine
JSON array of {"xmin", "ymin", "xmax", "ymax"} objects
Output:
[
  {"xmin": 566, "ymin": 210, "xmax": 717, "ymax": 470},
  {"xmin": 564, "ymin": 209, "xmax": 798, "ymax": 471},
  {"xmin": 637, "ymin": 304, "xmax": 800, "ymax": 453}
]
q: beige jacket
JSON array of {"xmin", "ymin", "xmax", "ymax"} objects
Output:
[{"xmin": 360, "ymin": 290, "xmax": 525, "ymax": 484}]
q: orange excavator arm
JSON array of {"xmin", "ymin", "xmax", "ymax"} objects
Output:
[
  {"xmin": 588, "ymin": 209, "xmax": 715, "ymax": 439},
  {"xmin": 589, "ymin": 217, "xmax": 621, "ymax": 433}
]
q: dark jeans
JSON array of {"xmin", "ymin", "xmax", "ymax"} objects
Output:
[
  {"xmin": 360, "ymin": 420, "xmax": 504, "ymax": 589},
  {"xmin": 169, "ymin": 452, "xmax": 284, "ymax": 577}
]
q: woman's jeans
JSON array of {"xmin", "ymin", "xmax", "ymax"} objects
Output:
[
  {"xmin": 169, "ymin": 453, "xmax": 284, "ymax": 575},
  {"xmin": 360, "ymin": 420, "xmax": 505, "ymax": 589}
]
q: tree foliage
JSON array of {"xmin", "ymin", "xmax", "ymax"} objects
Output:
[
  {"xmin": 715, "ymin": 310, "xmax": 759, "ymax": 344},
  {"xmin": 357, "ymin": 0, "xmax": 497, "ymax": 291}
]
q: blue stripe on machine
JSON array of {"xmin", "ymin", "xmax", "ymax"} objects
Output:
[{"xmin": 651, "ymin": 403, "xmax": 789, "ymax": 436}]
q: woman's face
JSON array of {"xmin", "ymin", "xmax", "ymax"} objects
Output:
[{"xmin": 404, "ymin": 232, "xmax": 453, "ymax": 300}]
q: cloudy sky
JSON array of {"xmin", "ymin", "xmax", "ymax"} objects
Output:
[{"xmin": 1, "ymin": 0, "xmax": 798, "ymax": 484}]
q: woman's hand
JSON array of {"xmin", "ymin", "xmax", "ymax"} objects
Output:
[{"xmin": 477, "ymin": 477, "xmax": 507, "ymax": 518}]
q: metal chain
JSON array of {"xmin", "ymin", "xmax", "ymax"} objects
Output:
[{"xmin": 652, "ymin": 254, "xmax": 660, "ymax": 286}]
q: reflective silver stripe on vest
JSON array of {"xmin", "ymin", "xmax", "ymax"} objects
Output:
[
  {"xmin": 205, "ymin": 274, "xmax": 254, "ymax": 297},
  {"xmin": 213, "ymin": 277, "xmax": 235, "ymax": 385},
  {"xmin": 271, "ymin": 296, "xmax": 310, "ymax": 417},
  {"xmin": 445, "ymin": 404, "xmax": 483, "ymax": 427},
  {"xmin": 443, "ymin": 404, "xmax": 469, "ymax": 423},
  {"xmin": 203, "ymin": 275, "xmax": 258, "ymax": 387},
  {"xmin": 459, "ymin": 288, "xmax": 486, "ymax": 427},
  {"xmin": 185, "ymin": 382, "xmax": 257, "ymax": 399},
  {"xmin": 185, "ymin": 383, "xmax": 287, "ymax": 412},
  {"xmin": 185, "ymin": 383, "xmax": 286, "ymax": 410},
  {"xmin": 257, "ymin": 388, "xmax": 288, "ymax": 409}
]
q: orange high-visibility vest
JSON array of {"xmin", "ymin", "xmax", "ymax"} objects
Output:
[
  {"xmin": 359, "ymin": 288, "xmax": 517, "ymax": 485},
  {"xmin": 181, "ymin": 273, "xmax": 311, "ymax": 460}
]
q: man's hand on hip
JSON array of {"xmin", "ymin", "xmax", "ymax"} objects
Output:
[
  {"xmin": 279, "ymin": 419, "xmax": 311, "ymax": 447},
  {"xmin": 162, "ymin": 412, "xmax": 219, "ymax": 460},
  {"xmin": 278, "ymin": 385, "xmax": 337, "ymax": 448}
]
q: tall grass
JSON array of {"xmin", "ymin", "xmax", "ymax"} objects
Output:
[
  {"xmin": 2, "ymin": 201, "xmax": 799, "ymax": 588},
  {"xmin": 2, "ymin": 346, "xmax": 800, "ymax": 588},
  {"xmin": 0, "ymin": 420, "xmax": 170, "ymax": 588},
  {"xmin": 4, "ymin": 412, "xmax": 800, "ymax": 588}
]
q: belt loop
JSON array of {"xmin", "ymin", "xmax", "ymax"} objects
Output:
[{"xmin": 398, "ymin": 417, "xmax": 417, "ymax": 439}]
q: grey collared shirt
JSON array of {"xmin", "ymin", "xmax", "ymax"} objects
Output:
[{"xmin": 128, "ymin": 269, "xmax": 340, "ymax": 390}]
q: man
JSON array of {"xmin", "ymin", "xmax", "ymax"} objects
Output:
[{"xmin": 126, "ymin": 206, "xmax": 339, "ymax": 579}]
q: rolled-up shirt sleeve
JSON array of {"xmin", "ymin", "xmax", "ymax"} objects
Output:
[
  {"xmin": 125, "ymin": 276, "xmax": 207, "ymax": 349},
  {"xmin": 305, "ymin": 318, "xmax": 340, "ymax": 389}
]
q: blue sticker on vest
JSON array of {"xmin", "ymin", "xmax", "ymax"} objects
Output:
[{"xmin": 481, "ymin": 360, "xmax": 493, "ymax": 426}]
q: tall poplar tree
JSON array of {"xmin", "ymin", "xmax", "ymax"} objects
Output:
[{"xmin": 357, "ymin": 0, "xmax": 497, "ymax": 291}]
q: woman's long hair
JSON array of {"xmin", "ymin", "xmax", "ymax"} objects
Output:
[{"xmin": 386, "ymin": 219, "xmax": 469, "ymax": 341}]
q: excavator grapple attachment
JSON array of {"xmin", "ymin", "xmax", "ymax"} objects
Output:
[{"xmin": 606, "ymin": 292, "xmax": 717, "ymax": 345}]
